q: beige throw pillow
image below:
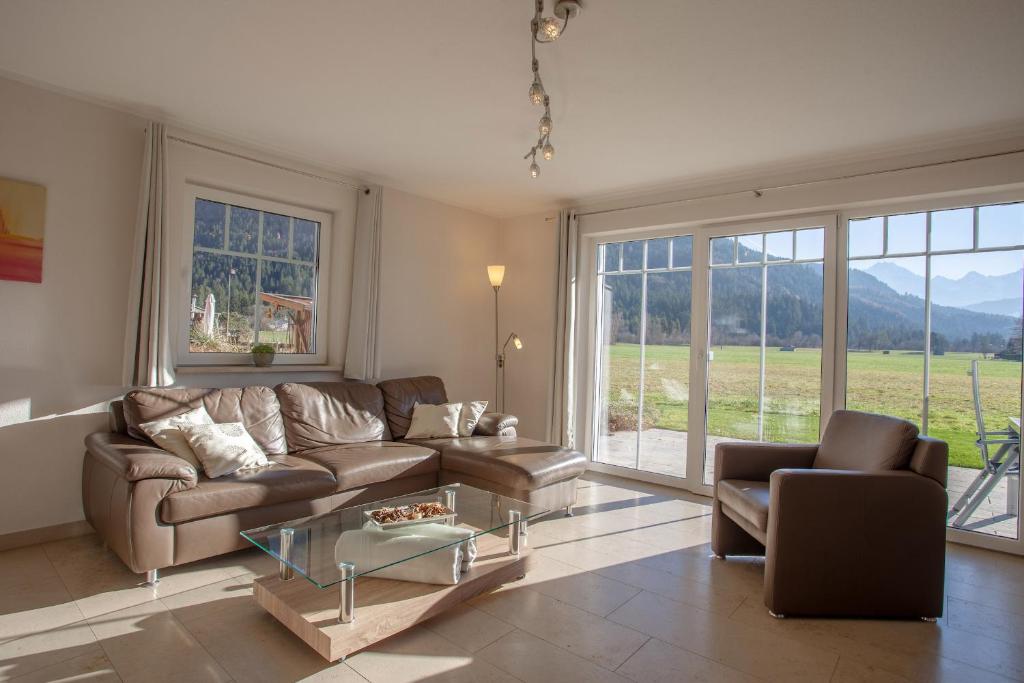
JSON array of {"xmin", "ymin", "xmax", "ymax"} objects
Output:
[
  {"xmin": 138, "ymin": 406, "xmax": 214, "ymax": 468},
  {"xmin": 458, "ymin": 400, "xmax": 488, "ymax": 437},
  {"xmin": 179, "ymin": 422, "xmax": 270, "ymax": 478},
  {"xmin": 405, "ymin": 403, "xmax": 462, "ymax": 439}
]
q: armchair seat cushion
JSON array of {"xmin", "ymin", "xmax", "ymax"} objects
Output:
[
  {"xmin": 292, "ymin": 442, "xmax": 439, "ymax": 492},
  {"xmin": 161, "ymin": 455, "xmax": 336, "ymax": 523},
  {"xmin": 718, "ymin": 479, "xmax": 771, "ymax": 533},
  {"xmin": 406, "ymin": 436, "xmax": 586, "ymax": 491}
]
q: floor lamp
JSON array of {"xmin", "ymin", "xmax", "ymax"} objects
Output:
[{"xmin": 488, "ymin": 265, "xmax": 523, "ymax": 413}]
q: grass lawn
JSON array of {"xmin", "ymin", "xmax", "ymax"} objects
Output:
[{"xmin": 603, "ymin": 343, "xmax": 1022, "ymax": 469}]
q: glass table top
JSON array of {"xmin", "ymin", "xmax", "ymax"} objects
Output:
[{"xmin": 241, "ymin": 483, "xmax": 549, "ymax": 588}]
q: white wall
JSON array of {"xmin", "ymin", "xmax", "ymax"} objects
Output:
[
  {"xmin": 0, "ymin": 77, "xmax": 144, "ymax": 535},
  {"xmin": 0, "ymin": 76, "xmax": 507, "ymax": 537},
  {"xmin": 497, "ymin": 211, "xmax": 559, "ymax": 440},
  {"xmin": 376, "ymin": 188, "xmax": 500, "ymax": 403}
]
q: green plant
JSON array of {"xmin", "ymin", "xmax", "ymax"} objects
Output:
[{"xmin": 251, "ymin": 343, "xmax": 275, "ymax": 354}]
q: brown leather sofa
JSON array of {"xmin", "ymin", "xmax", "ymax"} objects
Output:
[
  {"xmin": 82, "ymin": 376, "xmax": 586, "ymax": 582},
  {"xmin": 712, "ymin": 410, "xmax": 948, "ymax": 620}
]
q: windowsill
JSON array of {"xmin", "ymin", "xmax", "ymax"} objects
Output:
[{"xmin": 175, "ymin": 364, "xmax": 343, "ymax": 375}]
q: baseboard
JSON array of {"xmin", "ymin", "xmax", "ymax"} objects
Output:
[{"xmin": 0, "ymin": 519, "xmax": 93, "ymax": 552}]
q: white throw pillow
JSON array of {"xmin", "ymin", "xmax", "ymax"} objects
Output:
[
  {"xmin": 138, "ymin": 406, "xmax": 214, "ymax": 468},
  {"xmin": 178, "ymin": 422, "xmax": 270, "ymax": 478},
  {"xmin": 458, "ymin": 400, "xmax": 488, "ymax": 437},
  {"xmin": 405, "ymin": 403, "xmax": 462, "ymax": 439}
]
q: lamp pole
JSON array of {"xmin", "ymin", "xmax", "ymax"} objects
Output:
[{"xmin": 494, "ymin": 284, "xmax": 501, "ymax": 410}]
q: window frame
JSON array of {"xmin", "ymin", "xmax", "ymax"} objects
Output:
[{"xmin": 177, "ymin": 184, "xmax": 333, "ymax": 367}]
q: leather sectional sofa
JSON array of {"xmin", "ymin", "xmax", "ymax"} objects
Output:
[{"xmin": 82, "ymin": 376, "xmax": 586, "ymax": 581}]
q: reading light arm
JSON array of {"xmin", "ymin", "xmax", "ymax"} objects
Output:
[{"xmin": 502, "ymin": 332, "xmax": 523, "ymax": 354}]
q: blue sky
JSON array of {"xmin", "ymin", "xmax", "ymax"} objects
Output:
[{"xmin": 849, "ymin": 203, "xmax": 1023, "ymax": 278}]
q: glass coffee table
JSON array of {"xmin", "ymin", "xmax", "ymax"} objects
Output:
[{"xmin": 241, "ymin": 483, "xmax": 548, "ymax": 661}]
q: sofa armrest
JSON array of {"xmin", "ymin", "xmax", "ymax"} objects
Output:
[
  {"xmin": 85, "ymin": 432, "xmax": 198, "ymax": 486},
  {"xmin": 475, "ymin": 412, "xmax": 519, "ymax": 437},
  {"xmin": 765, "ymin": 468, "xmax": 947, "ymax": 617},
  {"xmin": 714, "ymin": 442, "xmax": 818, "ymax": 484}
]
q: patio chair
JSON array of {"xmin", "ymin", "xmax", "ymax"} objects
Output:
[{"xmin": 947, "ymin": 360, "xmax": 1020, "ymax": 527}]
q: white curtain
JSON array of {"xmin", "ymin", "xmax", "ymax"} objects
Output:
[
  {"xmin": 123, "ymin": 122, "xmax": 174, "ymax": 387},
  {"xmin": 548, "ymin": 209, "xmax": 579, "ymax": 447},
  {"xmin": 344, "ymin": 185, "xmax": 384, "ymax": 380}
]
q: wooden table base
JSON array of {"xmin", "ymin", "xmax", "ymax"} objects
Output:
[{"xmin": 252, "ymin": 534, "xmax": 530, "ymax": 662}]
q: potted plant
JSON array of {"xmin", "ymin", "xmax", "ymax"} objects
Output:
[{"xmin": 251, "ymin": 343, "xmax": 276, "ymax": 367}]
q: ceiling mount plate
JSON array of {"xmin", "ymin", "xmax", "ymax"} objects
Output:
[{"xmin": 553, "ymin": 0, "xmax": 582, "ymax": 20}]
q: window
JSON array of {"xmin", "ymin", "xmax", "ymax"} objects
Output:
[
  {"xmin": 182, "ymin": 186, "xmax": 331, "ymax": 365},
  {"xmin": 845, "ymin": 201, "xmax": 1024, "ymax": 540}
]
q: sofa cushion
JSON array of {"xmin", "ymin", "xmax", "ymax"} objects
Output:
[
  {"xmin": 293, "ymin": 442, "xmax": 440, "ymax": 492},
  {"xmin": 161, "ymin": 454, "xmax": 336, "ymax": 523},
  {"xmin": 123, "ymin": 386, "xmax": 287, "ymax": 455},
  {"xmin": 717, "ymin": 479, "xmax": 771, "ymax": 533},
  {"xmin": 407, "ymin": 436, "xmax": 586, "ymax": 491},
  {"xmin": 275, "ymin": 382, "xmax": 387, "ymax": 451},
  {"xmin": 376, "ymin": 376, "xmax": 448, "ymax": 439},
  {"xmin": 814, "ymin": 410, "xmax": 919, "ymax": 471}
]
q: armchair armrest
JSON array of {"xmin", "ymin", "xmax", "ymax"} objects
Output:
[
  {"xmin": 714, "ymin": 442, "xmax": 818, "ymax": 483},
  {"xmin": 475, "ymin": 412, "xmax": 519, "ymax": 436},
  {"xmin": 765, "ymin": 468, "xmax": 946, "ymax": 617},
  {"xmin": 85, "ymin": 432, "xmax": 198, "ymax": 486}
]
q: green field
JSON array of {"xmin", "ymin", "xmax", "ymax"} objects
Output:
[{"xmin": 603, "ymin": 344, "xmax": 1022, "ymax": 469}]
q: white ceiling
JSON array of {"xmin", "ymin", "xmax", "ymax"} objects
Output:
[{"xmin": 1, "ymin": 0, "xmax": 1023, "ymax": 218}]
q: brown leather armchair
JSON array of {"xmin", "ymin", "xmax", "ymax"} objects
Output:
[{"xmin": 712, "ymin": 410, "xmax": 948, "ymax": 620}]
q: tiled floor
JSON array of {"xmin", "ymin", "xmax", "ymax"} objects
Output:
[
  {"xmin": 599, "ymin": 428, "xmax": 1021, "ymax": 538},
  {"xmin": 4, "ymin": 474, "xmax": 1024, "ymax": 682}
]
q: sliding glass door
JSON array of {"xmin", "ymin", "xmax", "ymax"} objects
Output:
[
  {"xmin": 589, "ymin": 216, "xmax": 834, "ymax": 491},
  {"xmin": 843, "ymin": 201, "xmax": 1024, "ymax": 541},
  {"xmin": 702, "ymin": 226, "xmax": 828, "ymax": 484},
  {"xmin": 594, "ymin": 236, "xmax": 693, "ymax": 479}
]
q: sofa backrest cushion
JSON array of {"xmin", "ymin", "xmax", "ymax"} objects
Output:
[
  {"xmin": 275, "ymin": 382, "xmax": 387, "ymax": 451},
  {"xmin": 123, "ymin": 386, "xmax": 288, "ymax": 455},
  {"xmin": 376, "ymin": 376, "xmax": 448, "ymax": 439},
  {"xmin": 814, "ymin": 409, "xmax": 919, "ymax": 471}
]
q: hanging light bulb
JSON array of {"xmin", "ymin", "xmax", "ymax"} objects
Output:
[
  {"xmin": 530, "ymin": 161, "xmax": 540, "ymax": 178},
  {"xmin": 542, "ymin": 142, "xmax": 555, "ymax": 160},
  {"xmin": 539, "ymin": 114, "xmax": 552, "ymax": 135},
  {"xmin": 528, "ymin": 79, "xmax": 545, "ymax": 105},
  {"xmin": 538, "ymin": 16, "xmax": 562, "ymax": 41}
]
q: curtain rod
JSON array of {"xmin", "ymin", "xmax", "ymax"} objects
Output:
[
  {"xmin": 577, "ymin": 147, "xmax": 1024, "ymax": 218},
  {"xmin": 167, "ymin": 134, "xmax": 367, "ymax": 192}
]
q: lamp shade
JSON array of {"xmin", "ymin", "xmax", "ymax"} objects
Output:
[
  {"xmin": 512, "ymin": 335, "xmax": 523, "ymax": 350},
  {"xmin": 487, "ymin": 265, "xmax": 506, "ymax": 288}
]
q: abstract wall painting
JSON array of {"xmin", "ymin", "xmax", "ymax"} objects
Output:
[{"xmin": 0, "ymin": 177, "xmax": 46, "ymax": 283}]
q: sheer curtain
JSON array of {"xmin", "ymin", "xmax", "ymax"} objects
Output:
[
  {"xmin": 548, "ymin": 208, "xmax": 579, "ymax": 447},
  {"xmin": 123, "ymin": 122, "xmax": 175, "ymax": 387},
  {"xmin": 344, "ymin": 185, "xmax": 384, "ymax": 380}
]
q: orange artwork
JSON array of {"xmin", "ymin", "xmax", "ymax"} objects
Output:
[{"xmin": 0, "ymin": 178, "xmax": 46, "ymax": 283}]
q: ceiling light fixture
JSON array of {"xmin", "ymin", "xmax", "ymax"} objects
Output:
[{"xmin": 522, "ymin": 0, "xmax": 582, "ymax": 178}]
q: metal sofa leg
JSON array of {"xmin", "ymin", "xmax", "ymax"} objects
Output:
[
  {"xmin": 565, "ymin": 504, "xmax": 574, "ymax": 517},
  {"xmin": 768, "ymin": 610, "xmax": 785, "ymax": 619},
  {"xmin": 143, "ymin": 569, "xmax": 159, "ymax": 586}
]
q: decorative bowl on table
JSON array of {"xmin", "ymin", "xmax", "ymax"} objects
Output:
[{"xmin": 364, "ymin": 502, "xmax": 457, "ymax": 530}]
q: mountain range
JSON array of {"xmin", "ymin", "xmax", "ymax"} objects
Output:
[{"xmin": 863, "ymin": 262, "xmax": 1023, "ymax": 317}]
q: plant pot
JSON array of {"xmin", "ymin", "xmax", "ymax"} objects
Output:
[{"xmin": 252, "ymin": 351, "xmax": 275, "ymax": 367}]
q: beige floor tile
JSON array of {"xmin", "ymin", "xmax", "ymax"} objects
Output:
[
  {"xmin": 471, "ymin": 584, "xmax": 649, "ymax": 670},
  {"xmin": 345, "ymin": 626, "xmax": 518, "ymax": 683},
  {"xmin": 946, "ymin": 594, "xmax": 1024, "ymax": 645},
  {"xmin": 608, "ymin": 590, "xmax": 838, "ymax": 682},
  {"xmin": 43, "ymin": 535, "xmax": 236, "ymax": 620},
  {"xmin": 594, "ymin": 558, "xmax": 748, "ymax": 616},
  {"xmin": 171, "ymin": 588, "xmax": 331, "ymax": 683},
  {"xmin": 422, "ymin": 602, "xmax": 515, "ymax": 653},
  {"xmin": 617, "ymin": 637, "xmax": 759, "ymax": 683},
  {"xmin": 0, "ymin": 618, "xmax": 101, "ymax": 681},
  {"xmin": 636, "ymin": 547, "xmax": 765, "ymax": 597},
  {"xmin": 829, "ymin": 656, "xmax": 910, "ymax": 682},
  {"xmin": 86, "ymin": 599, "xmax": 231, "ymax": 683},
  {"xmin": 477, "ymin": 628, "xmax": 630, "ymax": 682},
  {"xmin": 9, "ymin": 649, "xmax": 121, "ymax": 682},
  {"xmin": 517, "ymin": 554, "xmax": 640, "ymax": 617}
]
